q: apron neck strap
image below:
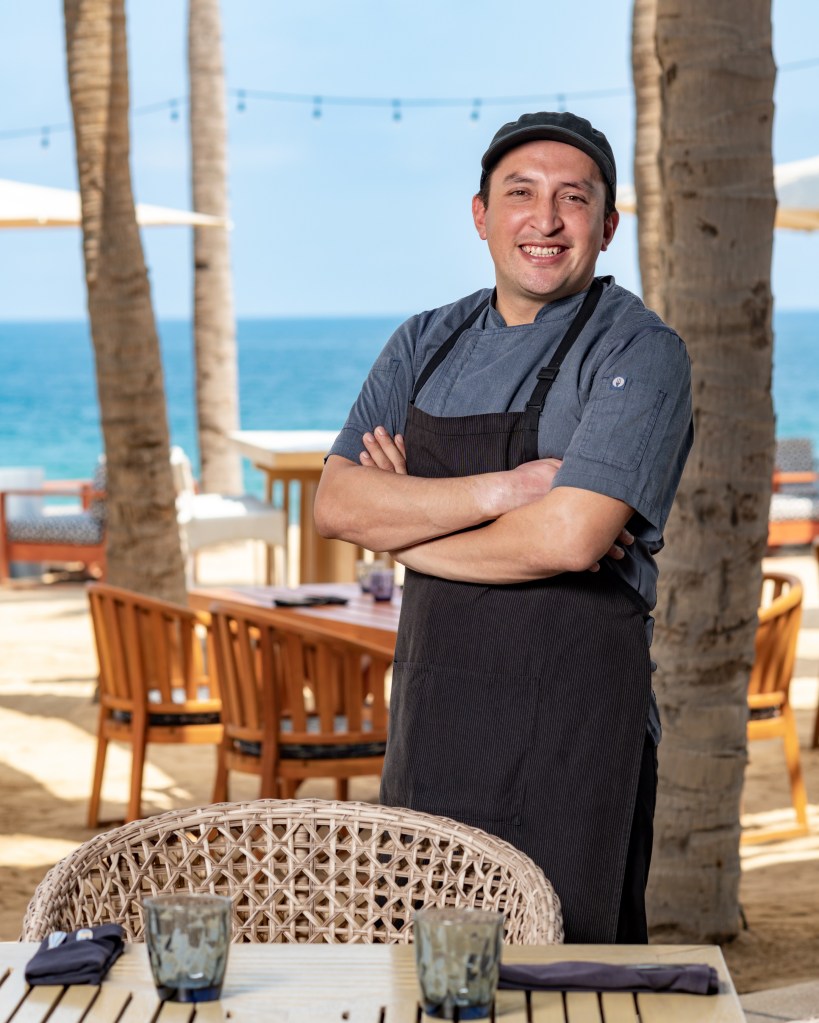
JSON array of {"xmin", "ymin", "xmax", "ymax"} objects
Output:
[
  {"xmin": 524, "ymin": 276, "xmax": 607, "ymax": 416},
  {"xmin": 411, "ymin": 297, "xmax": 490, "ymax": 405}
]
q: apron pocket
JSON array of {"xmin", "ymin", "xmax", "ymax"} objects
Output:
[{"xmin": 381, "ymin": 660, "xmax": 537, "ymax": 825}]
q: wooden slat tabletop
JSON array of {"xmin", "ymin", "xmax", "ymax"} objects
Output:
[{"xmin": 0, "ymin": 942, "xmax": 745, "ymax": 1023}]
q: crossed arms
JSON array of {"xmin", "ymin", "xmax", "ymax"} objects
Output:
[{"xmin": 314, "ymin": 428, "xmax": 634, "ymax": 586}]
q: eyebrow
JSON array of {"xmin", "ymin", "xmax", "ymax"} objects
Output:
[
  {"xmin": 499, "ymin": 173, "xmax": 598, "ymax": 192},
  {"xmin": 500, "ymin": 173, "xmax": 537, "ymax": 186}
]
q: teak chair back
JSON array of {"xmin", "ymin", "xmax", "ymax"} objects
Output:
[
  {"xmin": 87, "ymin": 582, "xmax": 225, "ymax": 827},
  {"xmin": 209, "ymin": 601, "xmax": 390, "ymax": 800},
  {"xmin": 745, "ymin": 571, "xmax": 808, "ymax": 840}
]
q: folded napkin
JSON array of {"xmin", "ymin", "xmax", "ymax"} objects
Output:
[
  {"xmin": 26, "ymin": 925, "xmax": 125, "ymax": 986},
  {"xmin": 499, "ymin": 961, "xmax": 720, "ymax": 996}
]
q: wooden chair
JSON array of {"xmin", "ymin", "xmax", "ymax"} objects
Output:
[
  {"xmin": 769, "ymin": 438, "xmax": 819, "ymax": 548},
  {"xmin": 0, "ymin": 467, "xmax": 106, "ymax": 582},
  {"xmin": 87, "ymin": 582, "xmax": 225, "ymax": 827},
  {"xmin": 22, "ymin": 798, "xmax": 563, "ymax": 945},
  {"xmin": 209, "ymin": 601, "xmax": 390, "ymax": 801},
  {"xmin": 745, "ymin": 571, "xmax": 809, "ymax": 841}
]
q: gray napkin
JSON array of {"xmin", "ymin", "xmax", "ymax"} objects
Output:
[
  {"xmin": 25, "ymin": 925, "xmax": 125, "ymax": 986},
  {"xmin": 498, "ymin": 961, "xmax": 720, "ymax": 995}
]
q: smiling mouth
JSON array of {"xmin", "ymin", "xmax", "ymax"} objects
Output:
[{"xmin": 520, "ymin": 244, "xmax": 564, "ymax": 256}]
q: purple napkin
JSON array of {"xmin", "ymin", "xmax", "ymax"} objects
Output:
[
  {"xmin": 499, "ymin": 961, "xmax": 720, "ymax": 995},
  {"xmin": 25, "ymin": 925, "xmax": 125, "ymax": 986}
]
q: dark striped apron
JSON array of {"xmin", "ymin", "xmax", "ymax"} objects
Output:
[{"xmin": 380, "ymin": 278, "xmax": 652, "ymax": 942}]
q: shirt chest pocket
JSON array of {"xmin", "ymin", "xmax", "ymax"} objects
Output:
[{"xmin": 577, "ymin": 376, "xmax": 667, "ymax": 472}]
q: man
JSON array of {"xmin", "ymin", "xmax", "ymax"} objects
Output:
[{"xmin": 314, "ymin": 111, "xmax": 693, "ymax": 943}]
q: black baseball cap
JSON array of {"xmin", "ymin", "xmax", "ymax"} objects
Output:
[{"xmin": 480, "ymin": 111, "xmax": 617, "ymax": 203}]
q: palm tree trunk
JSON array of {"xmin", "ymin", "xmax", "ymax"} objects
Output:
[
  {"xmin": 188, "ymin": 0, "xmax": 242, "ymax": 494},
  {"xmin": 631, "ymin": 0, "xmax": 663, "ymax": 312},
  {"xmin": 64, "ymin": 0, "xmax": 187, "ymax": 603},
  {"xmin": 634, "ymin": 0, "xmax": 776, "ymax": 941}
]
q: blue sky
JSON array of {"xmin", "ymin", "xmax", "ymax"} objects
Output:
[{"xmin": 1, "ymin": 1, "xmax": 817, "ymax": 319}]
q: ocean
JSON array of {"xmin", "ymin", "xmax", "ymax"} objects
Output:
[{"xmin": 1, "ymin": 311, "xmax": 818, "ymax": 495}]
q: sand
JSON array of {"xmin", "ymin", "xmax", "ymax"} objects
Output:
[{"xmin": 1, "ymin": 543, "xmax": 818, "ymax": 998}]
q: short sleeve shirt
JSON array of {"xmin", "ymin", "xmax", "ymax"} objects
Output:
[{"xmin": 329, "ymin": 278, "xmax": 694, "ymax": 739}]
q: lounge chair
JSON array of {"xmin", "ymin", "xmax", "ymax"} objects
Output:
[
  {"xmin": 170, "ymin": 447, "xmax": 287, "ymax": 583},
  {"xmin": 769, "ymin": 437, "xmax": 819, "ymax": 548},
  {"xmin": 0, "ymin": 460, "xmax": 106, "ymax": 582}
]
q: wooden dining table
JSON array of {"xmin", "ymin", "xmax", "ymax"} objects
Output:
[
  {"xmin": 0, "ymin": 941, "xmax": 746, "ymax": 1023},
  {"xmin": 189, "ymin": 582, "xmax": 401, "ymax": 655}
]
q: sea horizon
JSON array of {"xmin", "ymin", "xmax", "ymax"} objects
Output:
[{"xmin": 2, "ymin": 310, "xmax": 818, "ymax": 495}]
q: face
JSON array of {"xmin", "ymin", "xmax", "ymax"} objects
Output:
[{"xmin": 472, "ymin": 140, "xmax": 618, "ymax": 325}]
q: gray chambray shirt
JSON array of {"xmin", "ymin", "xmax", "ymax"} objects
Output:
[{"xmin": 329, "ymin": 277, "xmax": 694, "ymax": 743}]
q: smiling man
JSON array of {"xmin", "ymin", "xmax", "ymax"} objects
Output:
[{"xmin": 314, "ymin": 111, "xmax": 693, "ymax": 943}]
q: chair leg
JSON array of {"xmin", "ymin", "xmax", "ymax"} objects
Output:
[
  {"xmin": 212, "ymin": 746, "xmax": 229, "ymax": 803},
  {"xmin": 277, "ymin": 778, "xmax": 299, "ymax": 799},
  {"xmin": 127, "ymin": 728, "xmax": 148, "ymax": 823},
  {"xmin": 335, "ymin": 778, "xmax": 349, "ymax": 801},
  {"xmin": 87, "ymin": 724, "xmax": 109, "ymax": 829},
  {"xmin": 782, "ymin": 704, "xmax": 809, "ymax": 831}
]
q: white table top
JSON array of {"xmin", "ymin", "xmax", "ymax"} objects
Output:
[
  {"xmin": 229, "ymin": 430, "xmax": 339, "ymax": 470},
  {"xmin": 0, "ymin": 941, "xmax": 746, "ymax": 1023}
]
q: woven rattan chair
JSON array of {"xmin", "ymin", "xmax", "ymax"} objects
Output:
[
  {"xmin": 744, "ymin": 571, "xmax": 809, "ymax": 842},
  {"xmin": 87, "ymin": 582, "xmax": 225, "ymax": 827},
  {"xmin": 210, "ymin": 601, "xmax": 390, "ymax": 801},
  {"xmin": 22, "ymin": 799, "xmax": 563, "ymax": 945}
]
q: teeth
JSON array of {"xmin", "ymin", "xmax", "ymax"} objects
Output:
[{"xmin": 522, "ymin": 245, "xmax": 562, "ymax": 256}]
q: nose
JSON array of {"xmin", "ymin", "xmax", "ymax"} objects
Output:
[{"xmin": 530, "ymin": 197, "xmax": 563, "ymax": 235}]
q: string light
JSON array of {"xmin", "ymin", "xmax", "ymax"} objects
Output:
[{"xmin": 1, "ymin": 56, "xmax": 815, "ymax": 146}]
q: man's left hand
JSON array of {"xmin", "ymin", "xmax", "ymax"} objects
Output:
[{"xmin": 360, "ymin": 427, "xmax": 407, "ymax": 473}]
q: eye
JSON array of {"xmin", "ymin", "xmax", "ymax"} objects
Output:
[{"xmin": 563, "ymin": 193, "xmax": 588, "ymax": 204}]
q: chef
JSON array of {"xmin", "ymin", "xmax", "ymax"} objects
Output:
[{"xmin": 315, "ymin": 110, "xmax": 693, "ymax": 943}]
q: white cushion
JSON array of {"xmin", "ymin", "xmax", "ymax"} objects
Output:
[
  {"xmin": 178, "ymin": 493, "xmax": 286, "ymax": 551},
  {"xmin": 770, "ymin": 492, "xmax": 819, "ymax": 523}
]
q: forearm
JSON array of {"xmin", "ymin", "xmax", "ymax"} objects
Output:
[
  {"xmin": 315, "ymin": 456, "xmax": 520, "ymax": 551},
  {"xmin": 394, "ymin": 488, "xmax": 634, "ymax": 584}
]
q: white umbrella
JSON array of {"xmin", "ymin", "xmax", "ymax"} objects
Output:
[
  {"xmin": 617, "ymin": 157, "xmax": 819, "ymax": 231},
  {"xmin": 0, "ymin": 178, "xmax": 229, "ymax": 229}
]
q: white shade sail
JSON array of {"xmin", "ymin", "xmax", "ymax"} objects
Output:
[
  {"xmin": 0, "ymin": 178, "xmax": 229, "ymax": 229},
  {"xmin": 617, "ymin": 156, "xmax": 819, "ymax": 232}
]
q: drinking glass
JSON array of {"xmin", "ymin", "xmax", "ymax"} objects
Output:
[
  {"xmin": 368, "ymin": 566, "xmax": 395, "ymax": 602},
  {"xmin": 414, "ymin": 907, "xmax": 504, "ymax": 1020},
  {"xmin": 144, "ymin": 894, "xmax": 231, "ymax": 1002}
]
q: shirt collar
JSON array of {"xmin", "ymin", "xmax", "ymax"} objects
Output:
[{"xmin": 485, "ymin": 285, "xmax": 591, "ymax": 329}]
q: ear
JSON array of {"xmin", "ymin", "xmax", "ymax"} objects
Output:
[
  {"xmin": 600, "ymin": 209, "xmax": 619, "ymax": 252},
  {"xmin": 472, "ymin": 194, "xmax": 488, "ymax": 240}
]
